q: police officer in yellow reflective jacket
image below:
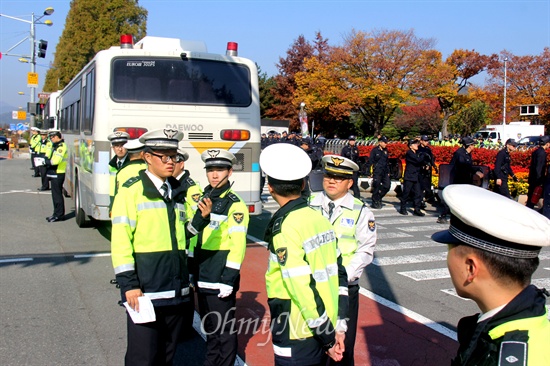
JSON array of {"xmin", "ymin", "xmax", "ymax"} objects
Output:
[
  {"xmin": 37, "ymin": 130, "xmax": 52, "ymax": 191},
  {"xmin": 111, "ymin": 129, "xmax": 212, "ymax": 366},
  {"xmin": 108, "ymin": 131, "xmax": 130, "ymax": 211},
  {"xmin": 45, "ymin": 131, "xmax": 68, "ymax": 222},
  {"xmin": 432, "ymin": 185, "xmax": 550, "ymax": 366},
  {"xmin": 309, "ymin": 155, "xmax": 377, "ymax": 366},
  {"xmin": 194, "ymin": 149, "xmax": 249, "ymax": 366},
  {"xmin": 260, "ymin": 143, "xmax": 349, "ymax": 366},
  {"xmin": 113, "ymin": 139, "xmax": 146, "ymax": 199},
  {"xmin": 30, "ymin": 127, "xmax": 41, "ymax": 177}
]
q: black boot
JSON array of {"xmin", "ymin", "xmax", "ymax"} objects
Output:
[
  {"xmin": 399, "ymin": 205, "xmax": 408, "ymax": 215},
  {"xmin": 413, "ymin": 209, "xmax": 425, "ymax": 217}
]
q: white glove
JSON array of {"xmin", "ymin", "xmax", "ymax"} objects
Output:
[{"xmin": 218, "ymin": 283, "xmax": 233, "ymax": 298}]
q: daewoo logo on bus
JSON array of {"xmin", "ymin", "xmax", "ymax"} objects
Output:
[{"xmin": 167, "ymin": 124, "xmax": 204, "ymax": 132}]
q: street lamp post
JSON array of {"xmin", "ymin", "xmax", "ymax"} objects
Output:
[
  {"xmin": 0, "ymin": 7, "xmax": 54, "ymax": 127},
  {"xmin": 502, "ymin": 57, "xmax": 508, "ymax": 125}
]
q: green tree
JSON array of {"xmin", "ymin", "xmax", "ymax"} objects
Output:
[
  {"xmin": 448, "ymin": 100, "xmax": 490, "ymax": 136},
  {"xmin": 258, "ymin": 64, "xmax": 276, "ymax": 118},
  {"xmin": 44, "ymin": 0, "xmax": 147, "ymax": 92}
]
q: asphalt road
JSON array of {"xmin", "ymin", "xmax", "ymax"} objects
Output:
[{"xmin": 1, "ymin": 151, "xmax": 549, "ymax": 365}]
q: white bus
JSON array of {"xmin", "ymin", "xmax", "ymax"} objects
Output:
[{"xmin": 58, "ymin": 35, "xmax": 262, "ymax": 227}]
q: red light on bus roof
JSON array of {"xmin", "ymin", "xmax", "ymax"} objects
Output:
[
  {"xmin": 248, "ymin": 205, "xmax": 255, "ymax": 213},
  {"xmin": 114, "ymin": 127, "xmax": 148, "ymax": 140},
  {"xmin": 221, "ymin": 129, "xmax": 250, "ymax": 141},
  {"xmin": 120, "ymin": 34, "xmax": 134, "ymax": 49},
  {"xmin": 226, "ymin": 42, "xmax": 238, "ymax": 56}
]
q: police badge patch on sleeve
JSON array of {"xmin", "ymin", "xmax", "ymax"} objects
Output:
[
  {"xmin": 233, "ymin": 213, "xmax": 244, "ymax": 224},
  {"xmin": 276, "ymin": 247, "xmax": 287, "ymax": 265},
  {"xmin": 192, "ymin": 194, "xmax": 201, "ymax": 203},
  {"xmin": 368, "ymin": 220, "xmax": 376, "ymax": 231}
]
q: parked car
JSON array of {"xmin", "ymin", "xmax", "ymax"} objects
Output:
[
  {"xmin": 0, "ymin": 136, "xmax": 9, "ymax": 150},
  {"xmin": 517, "ymin": 136, "xmax": 542, "ymax": 147}
]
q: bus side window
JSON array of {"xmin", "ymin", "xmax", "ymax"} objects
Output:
[
  {"xmin": 115, "ymin": 76, "xmax": 135, "ymax": 100},
  {"xmin": 167, "ymin": 79, "xmax": 193, "ymax": 102},
  {"xmin": 135, "ymin": 77, "xmax": 161, "ymax": 101}
]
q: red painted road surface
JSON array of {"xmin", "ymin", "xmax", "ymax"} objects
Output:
[{"xmin": 235, "ymin": 243, "xmax": 458, "ymax": 365}]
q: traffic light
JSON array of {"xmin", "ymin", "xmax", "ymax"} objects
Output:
[{"xmin": 37, "ymin": 40, "xmax": 48, "ymax": 58}]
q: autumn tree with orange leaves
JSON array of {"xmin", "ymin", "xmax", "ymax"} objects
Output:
[
  {"xmin": 295, "ymin": 29, "xmax": 441, "ymax": 136},
  {"xmin": 483, "ymin": 48, "xmax": 550, "ymax": 129},
  {"xmin": 431, "ymin": 49, "xmax": 497, "ymax": 137},
  {"xmin": 265, "ymin": 32, "xmax": 330, "ymax": 132}
]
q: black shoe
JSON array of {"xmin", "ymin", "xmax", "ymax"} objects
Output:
[
  {"xmin": 413, "ymin": 210, "xmax": 425, "ymax": 217},
  {"xmin": 47, "ymin": 216, "xmax": 63, "ymax": 222},
  {"xmin": 38, "ymin": 188, "xmax": 50, "ymax": 191},
  {"xmin": 32, "ymin": 174, "xmax": 40, "ymax": 177},
  {"xmin": 436, "ymin": 216, "xmax": 448, "ymax": 224},
  {"xmin": 399, "ymin": 208, "xmax": 408, "ymax": 215},
  {"xmin": 46, "ymin": 215, "xmax": 54, "ymax": 221}
]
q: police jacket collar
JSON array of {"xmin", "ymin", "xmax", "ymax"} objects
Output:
[
  {"xmin": 139, "ymin": 170, "xmax": 183, "ymax": 201},
  {"xmin": 203, "ymin": 181, "xmax": 231, "ymax": 200},
  {"xmin": 264, "ymin": 197, "xmax": 308, "ymax": 247}
]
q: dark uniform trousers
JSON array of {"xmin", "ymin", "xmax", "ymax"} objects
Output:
[
  {"xmin": 198, "ymin": 292, "xmax": 238, "ymax": 366},
  {"xmin": 328, "ymin": 284, "xmax": 359, "ymax": 366},
  {"xmin": 493, "ymin": 178, "xmax": 511, "ymax": 198},
  {"xmin": 401, "ymin": 179, "xmax": 422, "ymax": 210},
  {"xmin": 420, "ymin": 171, "xmax": 435, "ymax": 202},
  {"xmin": 351, "ymin": 171, "xmax": 360, "ymax": 199},
  {"xmin": 39, "ymin": 164, "xmax": 50, "ymax": 190},
  {"xmin": 371, "ymin": 171, "xmax": 391, "ymax": 203},
  {"xmin": 51, "ymin": 173, "xmax": 65, "ymax": 217},
  {"xmin": 125, "ymin": 303, "xmax": 188, "ymax": 366}
]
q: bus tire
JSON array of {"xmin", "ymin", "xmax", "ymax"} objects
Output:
[{"xmin": 75, "ymin": 178, "xmax": 91, "ymax": 228}]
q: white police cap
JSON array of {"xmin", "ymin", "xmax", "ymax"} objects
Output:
[
  {"xmin": 139, "ymin": 129, "xmax": 183, "ymax": 150},
  {"xmin": 259, "ymin": 143, "xmax": 311, "ymax": 180},
  {"xmin": 322, "ymin": 155, "xmax": 359, "ymax": 177},
  {"xmin": 31, "ymin": 127, "xmax": 40, "ymax": 132},
  {"xmin": 123, "ymin": 139, "xmax": 145, "ymax": 152},
  {"xmin": 432, "ymin": 185, "xmax": 550, "ymax": 258},
  {"xmin": 108, "ymin": 131, "xmax": 130, "ymax": 144},
  {"xmin": 201, "ymin": 149, "xmax": 236, "ymax": 168},
  {"xmin": 177, "ymin": 148, "xmax": 189, "ymax": 162}
]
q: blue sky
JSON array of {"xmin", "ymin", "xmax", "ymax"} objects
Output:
[{"xmin": 1, "ymin": 0, "xmax": 549, "ymax": 110}]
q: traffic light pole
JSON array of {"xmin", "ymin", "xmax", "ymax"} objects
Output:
[
  {"xmin": 30, "ymin": 12, "xmax": 36, "ymax": 128},
  {"xmin": 0, "ymin": 7, "xmax": 54, "ymax": 128}
]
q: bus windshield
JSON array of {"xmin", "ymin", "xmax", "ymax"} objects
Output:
[{"xmin": 111, "ymin": 58, "xmax": 252, "ymax": 106}]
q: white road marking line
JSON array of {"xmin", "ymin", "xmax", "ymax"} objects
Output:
[
  {"xmin": 441, "ymin": 288, "xmax": 469, "ymax": 300},
  {"xmin": 359, "ymin": 287, "xmax": 457, "ymax": 341},
  {"xmin": 247, "ymin": 235, "xmax": 268, "ymax": 248},
  {"xmin": 398, "ymin": 268, "xmax": 450, "ymax": 281},
  {"xmin": 0, "ymin": 257, "xmax": 33, "ymax": 263},
  {"xmin": 398, "ymin": 225, "xmax": 447, "ymax": 232},
  {"xmin": 375, "ymin": 240, "xmax": 441, "ymax": 251},
  {"xmin": 377, "ymin": 232, "xmax": 414, "ymax": 239},
  {"xmin": 378, "ymin": 217, "xmax": 439, "ymax": 224},
  {"xmin": 74, "ymin": 253, "xmax": 111, "ymax": 258},
  {"xmin": 373, "ymin": 252, "xmax": 447, "ymax": 266}
]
